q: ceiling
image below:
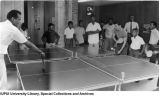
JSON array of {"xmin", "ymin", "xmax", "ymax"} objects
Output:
[{"xmin": 78, "ymin": 0, "xmax": 152, "ymax": 6}]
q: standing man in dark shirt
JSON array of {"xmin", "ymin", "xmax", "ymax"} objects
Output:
[{"xmin": 42, "ymin": 23, "xmax": 60, "ymax": 48}]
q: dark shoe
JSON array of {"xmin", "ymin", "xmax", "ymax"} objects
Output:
[
  {"xmin": 148, "ymin": 78, "xmax": 153, "ymax": 80},
  {"xmin": 135, "ymin": 81, "xmax": 140, "ymax": 83}
]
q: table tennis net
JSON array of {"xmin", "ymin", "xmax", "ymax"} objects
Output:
[{"xmin": 8, "ymin": 46, "xmax": 74, "ymax": 63}]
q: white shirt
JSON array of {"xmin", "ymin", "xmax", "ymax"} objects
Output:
[
  {"xmin": 86, "ymin": 22, "xmax": 101, "ymax": 44},
  {"xmin": 149, "ymin": 28, "xmax": 159, "ymax": 45},
  {"xmin": 75, "ymin": 26, "xmax": 85, "ymax": 44},
  {"xmin": 0, "ymin": 20, "xmax": 27, "ymax": 54},
  {"xmin": 64, "ymin": 27, "xmax": 75, "ymax": 39},
  {"xmin": 124, "ymin": 21, "xmax": 139, "ymax": 33},
  {"xmin": 130, "ymin": 35, "xmax": 145, "ymax": 50},
  {"xmin": 103, "ymin": 24, "xmax": 115, "ymax": 38}
]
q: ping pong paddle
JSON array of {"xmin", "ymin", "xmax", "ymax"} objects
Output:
[{"xmin": 41, "ymin": 54, "xmax": 46, "ymax": 73}]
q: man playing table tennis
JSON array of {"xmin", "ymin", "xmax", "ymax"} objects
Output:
[
  {"xmin": 0, "ymin": 10, "xmax": 45, "ymax": 90},
  {"xmin": 113, "ymin": 23, "xmax": 128, "ymax": 55}
]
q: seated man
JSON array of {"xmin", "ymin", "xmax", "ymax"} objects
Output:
[{"xmin": 42, "ymin": 23, "xmax": 60, "ymax": 48}]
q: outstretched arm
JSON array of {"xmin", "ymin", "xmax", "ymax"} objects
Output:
[
  {"xmin": 141, "ymin": 44, "xmax": 146, "ymax": 54},
  {"xmin": 23, "ymin": 41, "xmax": 45, "ymax": 57},
  {"xmin": 118, "ymin": 37, "xmax": 127, "ymax": 54}
]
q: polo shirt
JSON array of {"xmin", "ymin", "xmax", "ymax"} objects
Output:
[
  {"xmin": 103, "ymin": 24, "xmax": 115, "ymax": 38},
  {"xmin": 75, "ymin": 26, "xmax": 85, "ymax": 44},
  {"xmin": 64, "ymin": 27, "xmax": 75, "ymax": 39}
]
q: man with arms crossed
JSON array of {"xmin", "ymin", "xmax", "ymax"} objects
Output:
[{"xmin": 86, "ymin": 15, "xmax": 101, "ymax": 56}]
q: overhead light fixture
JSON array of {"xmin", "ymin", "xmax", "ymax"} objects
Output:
[{"xmin": 78, "ymin": 0, "xmax": 94, "ymax": 2}]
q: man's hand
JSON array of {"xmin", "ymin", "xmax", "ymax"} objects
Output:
[
  {"xmin": 40, "ymin": 51, "xmax": 45, "ymax": 59},
  {"xmin": 117, "ymin": 51, "xmax": 121, "ymax": 55},
  {"xmin": 24, "ymin": 41, "xmax": 45, "ymax": 58}
]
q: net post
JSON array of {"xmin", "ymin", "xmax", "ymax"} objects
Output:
[{"xmin": 118, "ymin": 72, "xmax": 125, "ymax": 91}]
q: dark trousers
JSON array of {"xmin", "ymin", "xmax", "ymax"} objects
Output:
[
  {"xmin": 65, "ymin": 39, "xmax": 73, "ymax": 48},
  {"xmin": 130, "ymin": 49, "xmax": 140, "ymax": 58},
  {"xmin": 127, "ymin": 33, "xmax": 132, "ymax": 55},
  {"xmin": 104, "ymin": 38, "xmax": 114, "ymax": 51},
  {"xmin": 149, "ymin": 44, "xmax": 159, "ymax": 64}
]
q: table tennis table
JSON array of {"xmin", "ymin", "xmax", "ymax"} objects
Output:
[{"xmin": 7, "ymin": 46, "xmax": 159, "ymax": 91}]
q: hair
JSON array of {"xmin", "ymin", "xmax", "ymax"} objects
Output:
[
  {"xmin": 7, "ymin": 10, "xmax": 21, "ymax": 20},
  {"xmin": 91, "ymin": 14, "xmax": 95, "ymax": 18},
  {"xmin": 130, "ymin": 15, "xmax": 134, "ymax": 18},
  {"xmin": 78, "ymin": 20, "xmax": 83, "ymax": 26},
  {"xmin": 108, "ymin": 17, "xmax": 113, "ymax": 21},
  {"xmin": 21, "ymin": 23, "xmax": 28, "ymax": 31},
  {"xmin": 132, "ymin": 28, "xmax": 139, "ymax": 33},
  {"xmin": 68, "ymin": 21, "xmax": 73, "ymax": 25},
  {"xmin": 48, "ymin": 23, "xmax": 54, "ymax": 27},
  {"xmin": 150, "ymin": 21, "xmax": 157, "ymax": 27}
]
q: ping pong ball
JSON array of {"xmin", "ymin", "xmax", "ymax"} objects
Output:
[{"xmin": 146, "ymin": 51, "xmax": 152, "ymax": 57}]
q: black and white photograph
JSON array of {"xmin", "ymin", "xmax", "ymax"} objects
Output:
[{"xmin": 1, "ymin": 0, "xmax": 159, "ymax": 96}]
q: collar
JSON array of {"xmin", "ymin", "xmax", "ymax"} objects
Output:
[
  {"xmin": 151, "ymin": 28, "xmax": 157, "ymax": 32},
  {"xmin": 91, "ymin": 22, "xmax": 97, "ymax": 25},
  {"xmin": 132, "ymin": 35, "xmax": 139, "ymax": 39},
  {"xmin": 67, "ymin": 27, "xmax": 73, "ymax": 30},
  {"xmin": 5, "ymin": 20, "xmax": 13, "ymax": 25}
]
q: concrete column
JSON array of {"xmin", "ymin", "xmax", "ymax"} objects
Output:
[
  {"xmin": 0, "ymin": 1, "xmax": 1, "ymax": 21},
  {"xmin": 66, "ymin": 0, "xmax": 78, "ymax": 26},
  {"xmin": 27, "ymin": 1, "xmax": 44, "ymax": 46},
  {"xmin": 72, "ymin": 0, "xmax": 78, "ymax": 27},
  {"xmin": 55, "ymin": 0, "xmax": 78, "ymax": 47},
  {"xmin": 55, "ymin": 0, "xmax": 66, "ymax": 47}
]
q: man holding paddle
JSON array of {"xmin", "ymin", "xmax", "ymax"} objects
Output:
[{"xmin": 0, "ymin": 10, "xmax": 45, "ymax": 90}]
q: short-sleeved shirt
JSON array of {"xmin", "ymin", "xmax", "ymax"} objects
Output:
[
  {"xmin": 149, "ymin": 28, "xmax": 159, "ymax": 45},
  {"xmin": 75, "ymin": 26, "xmax": 85, "ymax": 44},
  {"xmin": 64, "ymin": 27, "xmax": 75, "ymax": 39},
  {"xmin": 86, "ymin": 22, "xmax": 101, "ymax": 44},
  {"xmin": 42, "ymin": 30, "xmax": 60, "ymax": 43},
  {"xmin": 0, "ymin": 20, "xmax": 27, "ymax": 54},
  {"xmin": 103, "ymin": 24, "xmax": 115, "ymax": 38},
  {"xmin": 114, "ymin": 25, "xmax": 127, "ymax": 39},
  {"xmin": 130, "ymin": 35, "xmax": 145, "ymax": 50}
]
